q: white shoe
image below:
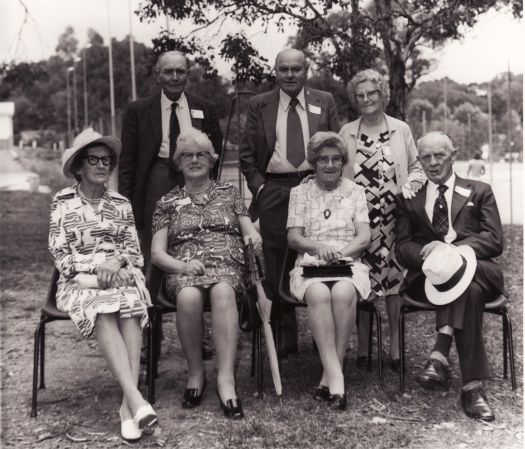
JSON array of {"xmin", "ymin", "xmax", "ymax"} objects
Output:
[
  {"xmin": 133, "ymin": 403, "xmax": 157, "ymax": 429},
  {"xmin": 119, "ymin": 406, "xmax": 142, "ymax": 442}
]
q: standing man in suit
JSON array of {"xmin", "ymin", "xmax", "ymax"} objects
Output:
[
  {"xmin": 240, "ymin": 48, "xmax": 341, "ymax": 357},
  {"xmin": 119, "ymin": 50, "xmax": 222, "ymax": 293},
  {"xmin": 395, "ymin": 131, "xmax": 504, "ymax": 421}
]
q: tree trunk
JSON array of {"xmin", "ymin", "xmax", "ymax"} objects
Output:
[{"xmin": 386, "ymin": 54, "xmax": 406, "ymax": 121}]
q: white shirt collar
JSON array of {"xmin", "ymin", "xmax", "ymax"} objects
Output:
[
  {"xmin": 279, "ymin": 88, "xmax": 306, "ymax": 111},
  {"xmin": 428, "ymin": 172, "xmax": 456, "ymax": 193},
  {"xmin": 161, "ymin": 90, "xmax": 187, "ymax": 110}
]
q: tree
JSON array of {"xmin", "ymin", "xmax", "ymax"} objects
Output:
[{"xmin": 137, "ymin": 0, "xmax": 521, "ymax": 120}]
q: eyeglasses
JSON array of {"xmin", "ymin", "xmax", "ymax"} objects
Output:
[
  {"xmin": 354, "ymin": 89, "xmax": 381, "ymax": 102},
  {"xmin": 180, "ymin": 151, "xmax": 209, "ymax": 162},
  {"xmin": 85, "ymin": 156, "xmax": 113, "ymax": 166},
  {"xmin": 317, "ymin": 155, "xmax": 343, "ymax": 166}
]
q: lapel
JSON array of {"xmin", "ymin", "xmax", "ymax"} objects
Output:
[
  {"xmin": 305, "ymin": 88, "xmax": 321, "ymax": 136},
  {"xmin": 410, "ymin": 181, "xmax": 433, "ymax": 229},
  {"xmin": 261, "ymin": 90, "xmax": 279, "ymax": 152},
  {"xmin": 148, "ymin": 93, "xmax": 162, "ymax": 149},
  {"xmin": 451, "ymin": 175, "xmax": 472, "ymax": 224}
]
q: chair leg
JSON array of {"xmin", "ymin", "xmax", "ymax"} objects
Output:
[
  {"xmin": 502, "ymin": 311, "xmax": 516, "ymax": 391},
  {"xmin": 39, "ymin": 320, "xmax": 46, "ymax": 389},
  {"xmin": 373, "ymin": 306, "xmax": 383, "ymax": 383},
  {"xmin": 250, "ymin": 330, "xmax": 256, "ymax": 377},
  {"xmin": 31, "ymin": 318, "xmax": 44, "ymax": 417},
  {"xmin": 399, "ymin": 308, "xmax": 406, "ymax": 394},
  {"xmin": 367, "ymin": 309, "xmax": 373, "ymax": 372},
  {"xmin": 148, "ymin": 311, "xmax": 157, "ymax": 404},
  {"xmin": 257, "ymin": 327, "xmax": 264, "ymax": 399},
  {"xmin": 502, "ymin": 314, "xmax": 508, "ymax": 379}
]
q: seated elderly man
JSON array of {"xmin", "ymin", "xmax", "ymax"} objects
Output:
[{"xmin": 395, "ymin": 131, "xmax": 504, "ymax": 421}]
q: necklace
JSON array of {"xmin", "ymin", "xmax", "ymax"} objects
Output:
[
  {"xmin": 79, "ymin": 189, "xmax": 102, "ymax": 206},
  {"xmin": 184, "ymin": 180, "xmax": 211, "ymax": 195},
  {"xmin": 317, "ymin": 181, "xmax": 340, "ymax": 220}
]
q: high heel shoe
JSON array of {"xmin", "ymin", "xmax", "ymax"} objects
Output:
[
  {"xmin": 327, "ymin": 392, "xmax": 348, "ymax": 411},
  {"xmin": 182, "ymin": 378, "xmax": 207, "ymax": 409},
  {"xmin": 313, "ymin": 385, "xmax": 330, "ymax": 401},
  {"xmin": 119, "ymin": 406, "xmax": 142, "ymax": 442},
  {"xmin": 216, "ymin": 389, "xmax": 244, "ymax": 420},
  {"xmin": 133, "ymin": 403, "xmax": 157, "ymax": 429}
]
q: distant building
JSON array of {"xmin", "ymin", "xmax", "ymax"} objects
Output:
[{"xmin": 0, "ymin": 102, "xmax": 15, "ymax": 149}]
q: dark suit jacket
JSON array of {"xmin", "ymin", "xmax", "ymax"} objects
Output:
[
  {"xmin": 118, "ymin": 91, "xmax": 222, "ymax": 229},
  {"xmin": 395, "ymin": 175, "xmax": 504, "ymax": 293},
  {"xmin": 239, "ymin": 88, "xmax": 341, "ymax": 196}
]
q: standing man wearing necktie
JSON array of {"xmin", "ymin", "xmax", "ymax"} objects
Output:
[
  {"xmin": 119, "ymin": 50, "xmax": 222, "ymax": 295},
  {"xmin": 240, "ymin": 48, "xmax": 341, "ymax": 358},
  {"xmin": 395, "ymin": 131, "xmax": 504, "ymax": 421}
]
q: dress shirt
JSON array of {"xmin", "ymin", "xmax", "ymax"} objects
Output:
[
  {"xmin": 158, "ymin": 90, "xmax": 192, "ymax": 158},
  {"xmin": 425, "ymin": 172, "xmax": 457, "ymax": 244},
  {"xmin": 267, "ymin": 88, "xmax": 312, "ymax": 173}
]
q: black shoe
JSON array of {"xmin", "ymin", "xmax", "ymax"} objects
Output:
[
  {"xmin": 216, "ymin": 390, "xmax": 244, "ymax": 420},
  {"xmin": 313, "ymin": 385, "xmax": 330, "ymax": 401},
  {"xmin": 460, "ymin": 387, "xmax": 495, "ymax": 421},
  {"xmin": 416, "ymin": 358, "xmax": 451, "ymax": 391},
  {"xmin": 277, "ymin": 344, "xmax": 298, "ymax": 359},
  {"xmin": 327, "ymin": 392, "xmax": 347, "ymax": 411},
  {"xmin": 356, "ymin": 356, "xmax": 368, "ymax": 369},
  {"xmin": 181, "ymin": 379, "xmax": 207, "ymax": 409},
  {"xmin": 390, "ymin": 358, "xmax": 400, "ymax": 373}
]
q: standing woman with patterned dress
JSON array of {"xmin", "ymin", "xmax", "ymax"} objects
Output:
[
  {"xmin": 339, "ymin": 69, "xmax": 426, "ymax": 370},
  {"xmin": 49, "ymin": 129, "xmax": 156, "ymax": 443}
]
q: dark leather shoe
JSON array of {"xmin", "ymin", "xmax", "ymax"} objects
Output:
[
  {"xmin": 313, "ymin": 385, "xmax": 330, "ymax": 401},
  {"xmin": 416, "ymin": 358, "xmax": 451, "ymax": 391},
  {"xmin": 181, "ymin": 379, "xmax": 207, "ymax": 409},
  {"xmin": 460, "ymin": 388, "xmax": 495, "ymax": 421},
  {"xmin": 277, "ymin": 344, "xmax": 298, "ymax": 359},
  {"xmin": 390, "ymin": 358, "xmax": 400, "ymax": 373},
  {"xmin": 217, "ymin": 390, "xmax": 244, "ymax": 419},
  {"xmin": 327, "ymin": 393, "xmax": 347, "ymax": 411}
]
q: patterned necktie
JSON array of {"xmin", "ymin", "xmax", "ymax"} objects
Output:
[
  {"xmin": 286, "ymin": 97, "xmax": 305, "ymax": 168},
  {"xmin": 432, "ymin": 185, "xmax": 449, "ymax": 240},
  {"xmin": 168, "ymin": 102, "xmax": 180, "ymax": 170}
]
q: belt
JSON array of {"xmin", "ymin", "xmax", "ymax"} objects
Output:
[
  {"xmin": 265, "ymin": 170, "xmax": 314, "ymax": 180},
  {"xmin": 154, "ymin": 157, "xmax": 171, "ymax": 165}
]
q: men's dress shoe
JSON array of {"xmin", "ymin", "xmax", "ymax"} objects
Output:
[
  {"xmin": 133, "ymin": 403, "xmax": 157, "ymax": 429},
  {"xmin": 182, "ymin": 379, "xmax": 207, "ymax": 409},
  {"xmin": 119, "ymin": 406, "xmax": 142, "ymax": 442},
  {"xmin": 416, "ymin": 358, "xmax": 451, "ymax": 391},
  {"xmin": 460, "ymin": 388, "xmax": 495, "ymax": 421},
  {"xmin": 390, "ymin": 358, "xmax": 400, "ymax": 373},
  {"xmin": 217, "ymin": 390, "xmax": 244, "ymax": 420},
  {"xmin": 313, "ymin": 385, "xmax": 330, "ymax": 401},
  {"xmin": 327, "ymin": 393, "xmax": 347, "ymax": 411},
  {"xmin": 277, "ymin": 344, "xmax": 298, "ymax": 359}
]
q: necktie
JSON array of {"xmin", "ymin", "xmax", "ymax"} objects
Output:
[
  {"xmin": 286, "ymin": 97, "xmax": 305, "ymax": 168},
  {"xmin": 432, "ymin": 185, "xmax": 449, "ymax": 240},
  {"xmin": 168, "ymin": 102, "xmax": 180, "ymax": 171}
]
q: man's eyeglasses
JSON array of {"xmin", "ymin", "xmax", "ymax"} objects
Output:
[
  {"xmin": 85, "ymin": 156, "xmax": 113, "ymax": 166},
  {"xmin": 180, "ymin": 151, "xmax": 209, "ymax": 162},
  {"xmin": 317, "ymin": 155, "xmax": 343, "ymax": 166},
  {"xmin": 354, "ymin": 89, "xmax": 381, "ymax": 102}
]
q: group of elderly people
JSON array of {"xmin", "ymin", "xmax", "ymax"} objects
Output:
[{"xmin": 48, "ymin": 49, "xmax": 504, "ymax": 442}]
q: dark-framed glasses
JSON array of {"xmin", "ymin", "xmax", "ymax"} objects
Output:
[
  {"xmin": 85, "ymin": 156, "xmax": 113, "ymax": 166},
  {"xmin": 354, "ymin": 89, "xmax": 381, "ymax": 102},
  {"xmin": 180, "ymin": 151, "xmax": 209, "ymax": 162},
  {"xmin": 317, "ymin": 155, "xmax": 343, "ymax": 166}
]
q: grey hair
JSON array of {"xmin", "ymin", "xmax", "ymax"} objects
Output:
[
  {"xmin": 173, "ymin": 128, "xmax": 218, "ymax": 169},
  {"xmin": 154, "ymin": 50, "xmax": 190, "ymax": 74},
  {"xmin": 306, "ymin": 131, "xmax": 348, "ymax": 166},
  {"xmin": 346, "ymin": 69, "xmax": 390, "ymax": 110},
  {"xmin": 417, "ymin": 131, "xmax": 456, "ymax": 152}
]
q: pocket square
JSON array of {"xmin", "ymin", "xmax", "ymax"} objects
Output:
[{"xmin": 467, "ymin": 201, "xmax": 475, "ymax": 206}]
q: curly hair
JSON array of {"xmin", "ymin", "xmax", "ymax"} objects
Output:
[
  {"xmin": 346, "ymin": 69, "xmax": 390, "ymax": 111},
  {"xmin": 306, "ymin": 131, "xmax": 348, "ymax": 167},
  {"xmin": 173, "ymin": 127, "xmax": 218, "ymax": 169}
]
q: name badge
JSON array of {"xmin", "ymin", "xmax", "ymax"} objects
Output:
[
  {"xmin": 307, "ymin": 104, "xmax": 321, "ymax": 115},
  {"xmin": 454, "ymin": 185, "xmax": 471, "ymax": 197},
  {"xmin": 190, "ymin": 109, "xmax": 204, "ymax": 119}
]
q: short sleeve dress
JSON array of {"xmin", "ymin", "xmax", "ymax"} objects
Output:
[
  {"xmin": 151, "ymin": 181, "xmax": 249, "ymax": 300},
  {"xmin": 286, "ymin": 177, "xmax": 371, "ymax": 301},
  {"xmin": 48, "ymin": 185, "xmax": 151, "ymax": 338}
]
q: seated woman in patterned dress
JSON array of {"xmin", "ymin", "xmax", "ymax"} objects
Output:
[
  {"xmin": 287, "ymin": 131, "xmax": 372, "ymax": 410},
  {"xmin": 49, "ymin": 129, "xmax": 156, "ymax": 443},
  {"xmin": 151, "ymin": 128, "xmax": 262, "ymax": 420}
]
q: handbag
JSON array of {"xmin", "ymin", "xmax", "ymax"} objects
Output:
[
  {"xmin": 302, "ymin": 260, "xmax": 353, "ymax": 278},
  {"xmin": 239, "ymin": 241, "xmax": 262, "ymax": 333}
]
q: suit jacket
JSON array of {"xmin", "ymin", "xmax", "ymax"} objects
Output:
[
  {"xmin": 395, "ymin": 175, "xmax": 504, "ymax": 293},
  {"xmin": 239, "ymin": 88, "xmax": 341, "ymax": 196},
  {"xmin": 118, "ymin": 91, "xmax": 222, "ymax": 229}
]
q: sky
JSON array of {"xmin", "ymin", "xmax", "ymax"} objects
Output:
[{"xmin": 2, "ymin": 0, "xmax": 523, "ymax": 85}]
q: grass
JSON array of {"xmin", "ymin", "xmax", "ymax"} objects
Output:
[{"xmin": 0, "ymin": 190, "xmax": 522, "ymax": 449}]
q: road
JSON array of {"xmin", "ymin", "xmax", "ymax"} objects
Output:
[{"xmin": 0, "ymin": 148, "xmax": 42, "ymax": 192}]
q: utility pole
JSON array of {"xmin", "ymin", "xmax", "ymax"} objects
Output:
[
  {"xmin": 467, "ymin": 112, "xmax": 472, "ymax": 157},
  {"xmin": 422, "ymin": 109, "xmax": 427, "ymax": 135},
  {"xmin": 72, "ymin": 62, "xmax": 78, "ymax": 134},
  {"xmin": 487, "ymin": 80, "xmax": 493, "ymax": 185},
  {"xmin": 506, "ymin": 64, "xmax": 513, "ymax": 224},
  {"xmin": 108, "ymin": 0, "xmax": 116, "ymax": 136},
  {"xmin": 82, "ymin": 48, "xmax": 89, "ymax": 128},
  {"xmin": 443, "ymin": 78, "xmax": 448, "ymax": 134},
  {"xmin": 66, "ymin": 67, "xmax": 73, "ymax": 145},
  {"xmin": 129, "ymin": 0, "xmax": 137, "ymax": 101}
]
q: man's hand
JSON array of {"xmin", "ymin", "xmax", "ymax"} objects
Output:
[
  {"xmin": 420, "ymin": 241, "xmax": 446, "ymax": 260},
  {"xmin": 402, "ymin": 180, "xmax": 424, "ymax": 199},
  {"xmin": 96, "ymin": 257, "xmax": 122, "ymax": 289},
  {"xmin": 182, "ymin": 260, "xmax": 207, "ymax": 276}
]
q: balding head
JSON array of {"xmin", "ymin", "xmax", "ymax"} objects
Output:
[
  {"xmin": 417, "ymin": 131, "xmax": 455, "ymax": 154},
  {"xmin": 274, "ymin": 48, "xmax": 308, "ymax": 97},
  {"xmin": 155, "ymin": 51, "xmax": 189, "ymax": 101},
  {"xmin": 417, "ymin": 131, "xmax": 457, "ymax": 185}
]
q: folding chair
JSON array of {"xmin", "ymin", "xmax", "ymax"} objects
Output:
[
  {"xmin": 278, "ymin": 247, "xmax": 383, "ymax": 382},
  {"xmin": 399, "ymin": 293, "xmax": 516, "ymax": 393}
]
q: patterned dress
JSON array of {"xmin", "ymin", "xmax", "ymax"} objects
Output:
[
  {"xmin": 353, "ymin": 131, "xmax": 404, "ymax": 298},
  {"xmin": 152, "ymin": 181, "xmax": 248, "ymax": 300},
  {"xmin": 286, "ymin": 177, "xmax": 371, "ymax": 301},
  {"xmin": 49, "ymin": 185, "xmax": 151, "ymax": 338}
]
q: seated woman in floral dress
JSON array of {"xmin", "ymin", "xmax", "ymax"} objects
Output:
[
  {"xmin": 151, "ymin": 128, "xmax": 261, "ymax": 420},
  {"xmin": 287, "ymin": 131, "xmax": 371, "ymax": 410}
]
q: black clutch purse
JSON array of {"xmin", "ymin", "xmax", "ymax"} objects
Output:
[{"xmin": 302, "ymin": 261, "xmax": 353, "ymax": 278}]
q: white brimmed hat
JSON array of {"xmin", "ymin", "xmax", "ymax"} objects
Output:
[
  {"xmin": 423, "ymin": 244, "xmax": 477, "ymax": 306},
  {"xmin": 62, "ymin": 128, "xmax": 121, "ymax": 178}
]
